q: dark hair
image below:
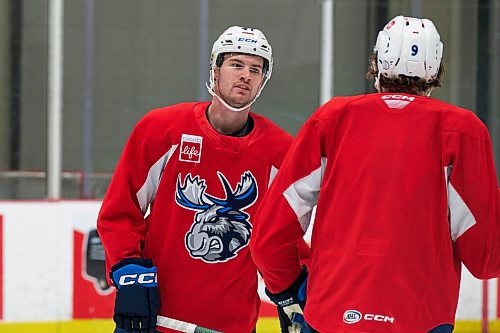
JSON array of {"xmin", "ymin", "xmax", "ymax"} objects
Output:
[
  {"xmin": 216, "ymin": 53, "xmax": 269, "ymax": 75},
  {"xmin": 366, "ymin": 53, "xmax": 445, "ymax": 95}
]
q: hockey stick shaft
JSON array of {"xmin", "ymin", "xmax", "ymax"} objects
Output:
[{"xmin": 157, "ymin": 315, "xmax": 223, "ymax": 333}]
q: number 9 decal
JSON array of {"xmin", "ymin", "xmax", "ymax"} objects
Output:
[{"xmin": 411, "ymin": 45, "xmax": 419, "ymax": 56}]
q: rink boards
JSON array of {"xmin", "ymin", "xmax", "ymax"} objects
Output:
[{"xmin": 0, "ymin": 201, "xmax": 498, "ymax": 332}]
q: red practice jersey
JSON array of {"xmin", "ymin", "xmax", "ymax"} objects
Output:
[
  {"xmin": 98, "ymin": 102, "xmax": 293, "ymax": 333},
  {"xmin": 251, "ymin": 93, "xmax": 500, "ymax": 333}
]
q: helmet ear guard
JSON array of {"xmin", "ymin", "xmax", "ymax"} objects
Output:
[
  {"xmin": 374, "ymin": 15, "xmax": 443, "ymax": 83},
  {"xmin": 206, "ymin": 26, "xmax": 273, "ymax": 112}
]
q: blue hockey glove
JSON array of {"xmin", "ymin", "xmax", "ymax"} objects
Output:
[
  {"xmin": 265, "ymin": 267, "xmax": 313, "ymax": 333},
  {"xmin": 110, "ymin": 258, "xmax": 160, "ymax": 333}
]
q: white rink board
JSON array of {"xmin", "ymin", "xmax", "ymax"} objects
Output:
[
  {"xmin": 0, "ymin": 201, "xmax": 497, "ymax": 322},
  {"xmin": 0, "ymin": 201, "xmax": 102, "ymax": 321},
  {"xmin": 457, "ymin": 266, "xmax": 498, "ymax": 319}
]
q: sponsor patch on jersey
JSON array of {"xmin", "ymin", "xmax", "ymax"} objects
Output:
[
  {"xmin": 381, "ymin": 94, "xmax": 415, "ymax": 109},
  {"xmin": 343, "ymin": 310, "xmax": 362, "ymax": 324},
  {"xmin": 343, "ymin": 309, "xmax": 395, "ymax": 325},
  {"xmin": 179, "ymin": 134, "xmax": 202, "ymax": 163}
]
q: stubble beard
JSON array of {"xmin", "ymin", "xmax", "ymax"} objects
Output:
[{"xmin": 219, "ymin": 88, "xmax": 255, "ymax": 109}]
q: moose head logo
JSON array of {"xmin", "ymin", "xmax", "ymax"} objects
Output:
[{"xmin": 175, "ymin": 171, "xmax": 258, "ymax": 263}]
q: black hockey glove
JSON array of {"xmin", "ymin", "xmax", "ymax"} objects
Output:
[
  {"xmin": 265, "ymin": 267, "xmax": 314, "ymax": 333},
  {"xmin": 110, "ymin": 258, "xmax": 160, "ymax": 333}
]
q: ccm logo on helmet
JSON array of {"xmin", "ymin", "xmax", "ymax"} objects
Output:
[
  {"xmin": 343, "ymin": 310, "xmax": 395, "ymax": 324},
  {"xmin": 118, "ymin": 273, "xmax": 157, "ymax": 286},
  {"xmin": 237, "ymin": 37, "xmax": 257, "ymax": 44}
]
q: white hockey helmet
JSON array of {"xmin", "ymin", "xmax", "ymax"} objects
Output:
[
  {"xmin": 374, "ymin": 15, "xmax": 443, "ymax": 82},
  {"xmin": 206, "ymin": 26, "xmax": 273, "ymax": 112}
]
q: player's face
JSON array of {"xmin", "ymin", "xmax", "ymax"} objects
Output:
[{"xmin": 214, "ymin": 53, "xmax": 264, "ymax": 109}]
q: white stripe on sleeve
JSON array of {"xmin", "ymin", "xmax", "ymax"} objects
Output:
[
  {"xmin": 283, "ymin": 158, "xmax": 326, "ymax": 231},
  {"xmin": 445, "ymin": 165, "xmax": 477, "ymax": 242},
  {"xmin": 268, "ymin": 165, "xmax": 279, "ymax": 188},
  {"xmin": 136, "ymin": 145, "xmax": 178, "ymax": 214}
]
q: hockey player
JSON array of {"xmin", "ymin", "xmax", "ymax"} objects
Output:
[
  {"xmin": 98, "ymin": 26, "xmax": 298, "ymax": 333},
  {"xmin": 250, "ymin": 15, "xmax": 500, "ymax": 333}
]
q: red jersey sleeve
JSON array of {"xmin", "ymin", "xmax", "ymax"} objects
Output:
[
  {"xmin": 446, "ymin": 120, "xmax": 500, "ymax": 279},
  {"xmin": 97, "ymin": 111, "xmax": 173, "ymax": 270},
  {"xmin": 251, "ymin": 110, "xmax": 332, "ymax": 293}
]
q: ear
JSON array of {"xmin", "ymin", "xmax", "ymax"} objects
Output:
[{"xmin": 214, "ymin": 67, "xmax": 220, "ymax": 82}]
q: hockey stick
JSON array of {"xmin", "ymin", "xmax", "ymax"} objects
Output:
[{"xmin": 157, "ymin": 315, "xmax": 223, "ymax": 333}]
